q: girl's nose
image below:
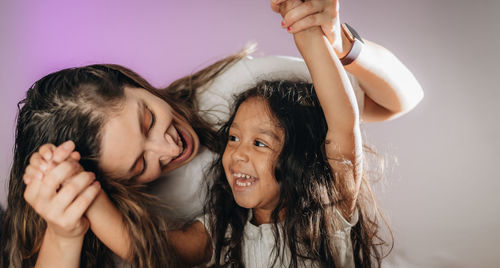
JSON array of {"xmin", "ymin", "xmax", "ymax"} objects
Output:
[{"xmin": 231, "ymin": 144, "xmax": 249, "ymax": 162}]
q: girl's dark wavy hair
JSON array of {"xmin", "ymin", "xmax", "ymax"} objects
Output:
[
  {"xmin": 205, "ymin": 80, "xmax": 393, "ymax": 267},
  {"xmin": 0, "ymin": 47, "xmax": 250, "ymax": 267}
]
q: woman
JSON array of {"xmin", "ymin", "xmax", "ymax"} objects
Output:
[{"xmin": 1, "ymin": 0, "xmax": 423, "ymax": 267}]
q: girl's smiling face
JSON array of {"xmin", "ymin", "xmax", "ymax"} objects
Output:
[{"xmin": 222, "ymin": 97, "xmax": 284, "ymax": 215}]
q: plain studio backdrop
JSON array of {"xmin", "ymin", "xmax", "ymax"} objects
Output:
[{"xmin": 1, "ymin": 0, "xmax": 498, "ymax": 267}]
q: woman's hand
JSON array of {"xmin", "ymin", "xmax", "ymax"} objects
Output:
[
  {"xmin": 23, "ymin": 141, "xmax": 101, "ymax": 239},
  {"xmin": 271, "ymin": 0, "xmax": 344, "ymax": 57}
]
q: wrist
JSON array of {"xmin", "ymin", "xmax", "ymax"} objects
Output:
[
  {"xmin": 36, "ymin": 227, "xmax": 84, "ymax": 268},
  {"xmin": 44, "ymin": 226, "xmax": 85, "ymax": 250},
  {"xmin": 339, "ymin": 30, "xmax": 353, "ymax": 59},
  {"xmin": 339, "ymin": 23, "xmax": 364, "ymax": 66},
  {"xmin": 293, "ymin": 26, "xmax": 323, "ymax": 45}
]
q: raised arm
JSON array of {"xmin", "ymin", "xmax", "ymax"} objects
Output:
[
  {"xmin": 273, "ymin": 0, "xmax": 423, "ymax": 122},
  {"xmin": 280, "ymin": 0, "xmax": 363, "ymax": 218}
]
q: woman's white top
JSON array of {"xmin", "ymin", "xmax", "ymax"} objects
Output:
[{"xmin": 197, "ymin": 209, "xmax": 358, "ymax": 268}]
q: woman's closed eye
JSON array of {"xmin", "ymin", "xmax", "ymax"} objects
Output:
[
  {"xmin": 139, "ymin": 155, "xmax": 147, "ymax": 176},
  {"xmin": 146, "ymin": 107, "xmax": 156, "ymax": 134}
]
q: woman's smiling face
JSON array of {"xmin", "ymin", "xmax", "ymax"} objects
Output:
[
  {"xmin": 99, "ymin": 86, "xmax": 199, "ymax": 183},
  {"xmin": 222, "ymin": 97, "xmax": 284, "ymax": 213}
]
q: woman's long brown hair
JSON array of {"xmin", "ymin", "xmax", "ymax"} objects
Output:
[{"xmin": 0, "ymin": 46, "xmax": 252, "ymax": 267}]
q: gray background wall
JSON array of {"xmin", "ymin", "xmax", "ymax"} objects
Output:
[{"xmin": 1, "ymin": 0, "xmax": 499, "ymax": 266}]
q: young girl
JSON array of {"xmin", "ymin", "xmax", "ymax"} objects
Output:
[{"xmin": 168, "ymin": 4, "xmax": 389, "ymax": 267}]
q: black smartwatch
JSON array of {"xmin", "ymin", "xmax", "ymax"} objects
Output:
[{"xmin": 340, "ymin": 23, "xmax": 364, "ymax": 66}]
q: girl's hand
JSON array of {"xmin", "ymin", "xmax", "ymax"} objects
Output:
[
  {"xmin": 271, "ymin": 0, "xmax": 343, "ymax": 56},
  {"xmin": 23, "ymin": 141, "xmax": 101, "ymax": 239}
]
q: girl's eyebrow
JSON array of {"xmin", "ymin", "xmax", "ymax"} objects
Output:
[
  {"xmin": 231, "ymin": 122, "xmax": 281, "ymax": 141},
  {"xmin": 256, "ymin": 128, "xmax": 281, "ymax": 141}
]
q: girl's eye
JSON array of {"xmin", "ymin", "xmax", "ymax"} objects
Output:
[
  {"xmin": 254, "ymin": 140, "xmax": 267, "ymax": 147},
  {"xmin": 228, "ymin": 135, "xmax": 239, "ymax": 142}
]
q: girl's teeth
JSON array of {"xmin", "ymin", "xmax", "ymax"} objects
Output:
[
  {"xmin": 235, "ymin": 173, "xmax": 253, "ymax": 179},
  {"xmin": 236, "ymin": 181, "xmax": 253, "ymax": 187}
]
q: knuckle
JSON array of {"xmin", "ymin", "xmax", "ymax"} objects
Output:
[
  {"xmin": 78, "ymin": 172, "xmax": 93, "ymax": 185},
  {"xmin": 62, "ymin": 161, "xmax": 78, "ymax": 173},
  {"xmin": 305, "ymin": 1, "xmax": 315, "ymax": 13},
  {"xmin": 64, "ymin": 183, "xmax": 78, "ymax": 196},
  {"xmin": 40, "ymin": 144, "xmax": 55, "ymax": 154},
  {"xmin": 85, "ymin": 172, "xmax": 96, "ymax": 181},
  {"xmin": 29, "ymin": 153, "xmax": 39, "ymax": 163},
  {"xmin": 308, "ymin": 15, "xmax": 318, "ymax": 25},
  {"xmin": 74, "ymin": 195, "xmax": 91, "ymax": 208}
]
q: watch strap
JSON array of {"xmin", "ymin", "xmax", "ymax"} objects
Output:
[
  {"xmin": 339, "ymin": 23, "xmax": 364, "ymax": 66},
  {"xmin": 340, "ymin": 38, "xmax": 363, "ymax": 66}
]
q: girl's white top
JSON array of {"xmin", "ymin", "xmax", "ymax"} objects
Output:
[{"xmin": 197, "ymin": 209, "xmax": 359, "ymax": 268}]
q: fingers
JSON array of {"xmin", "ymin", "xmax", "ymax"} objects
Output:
[
  {"xmin": 282, "ymin": 1, "xmax": 331, "ymax": 27},
  {"xmin": 29, "ymin": 152, "xmax": 49, "ymax": 173},
  {"xmin": 28, "ymin": 141, "xmax": 77, "ymax": 183},
  {"xmin": 40, "ymin": 159, "xmax": 83, "ymax": 199},
  {"xmin": 23, "ymin": 165, "xmax": 44, "ymax": 184},
  {"xmin": 64, "ymin": 181, "xmax": 101, "ymax": 223},
  {"xmin": 52, "ymin": 140, "xmax": 76, "ymax": 164},
  {"xmin": 288, "ymin": 12, "xmax": 332, "ymax": 34},
  {"xmin": 270, "ymin": 0, "xmax": 281, "ymax": 13},
  {"xmin": 24, "ymin": 168, "xmax": 100, "ymax": 239},
  {"xmin": 39, "ymin": 143, "xmax": 57, "ymax": 161},
  {"xmin": 24, "ymin": 175, "xmax": 43, "ymax": 206},
  {"xmin": 54, "ymin": 171, "xmax": 96, "ymax": 211},
  {"xmin": 70, "ymin": 151, "xmax": 81, "ymax": 161}
]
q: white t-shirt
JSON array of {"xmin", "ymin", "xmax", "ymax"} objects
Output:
[
  {"xmin": 197, "ymin": 209, "xmax": 359, "ymax": 268},
  {"xmin": 147, "ymin": 55, "xmax": 365, "ymax": 224}
]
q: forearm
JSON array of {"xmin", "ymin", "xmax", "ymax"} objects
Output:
[
  {"xmin": 35, "ymin": 228, "xmax": 83, "ymax": 268},
  {"xmin": 294, "ymin": 27, "xmax": 361, "ymax": 160},
  {"xmin": 294, "ymin": 27, "xmax": 363, "ymax": 217},
  {"xmin": 86, "ymin": 190, "xmax": 132, "ymax": 261},
  {"xmin": 344, "ymin": 37, "xmax": 423, "ymax": 121}
]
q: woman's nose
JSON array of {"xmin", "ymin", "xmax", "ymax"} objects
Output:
[{"xmin": 147, "ymin": 132, "xmax": 182, "ymax": 165}]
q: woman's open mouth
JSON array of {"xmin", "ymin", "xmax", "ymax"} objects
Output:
[{"xmin": 170, "ymin": 126, "xmax": 194, "ymax": 164}]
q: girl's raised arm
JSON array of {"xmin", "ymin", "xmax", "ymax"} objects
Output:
[
  {"xmin": 281, "ymin": 0, "xmax": 363, "ymax": 219},
  {"xmin": 273, "ymin": 0, "xmax": 423, "ymax": 122}
]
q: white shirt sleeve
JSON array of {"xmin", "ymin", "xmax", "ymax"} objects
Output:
[{"xmin": 197, "ymin": 55, "xmax": 364, "ymax": 127}]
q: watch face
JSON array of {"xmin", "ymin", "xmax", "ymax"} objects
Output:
[
  {"xmin": 342, "ymin": 23, "xmax": 355, "ymax": 43},
  {"xmin": 343, "ymin": 23, "xmax": 364, "ymax": 44}
]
